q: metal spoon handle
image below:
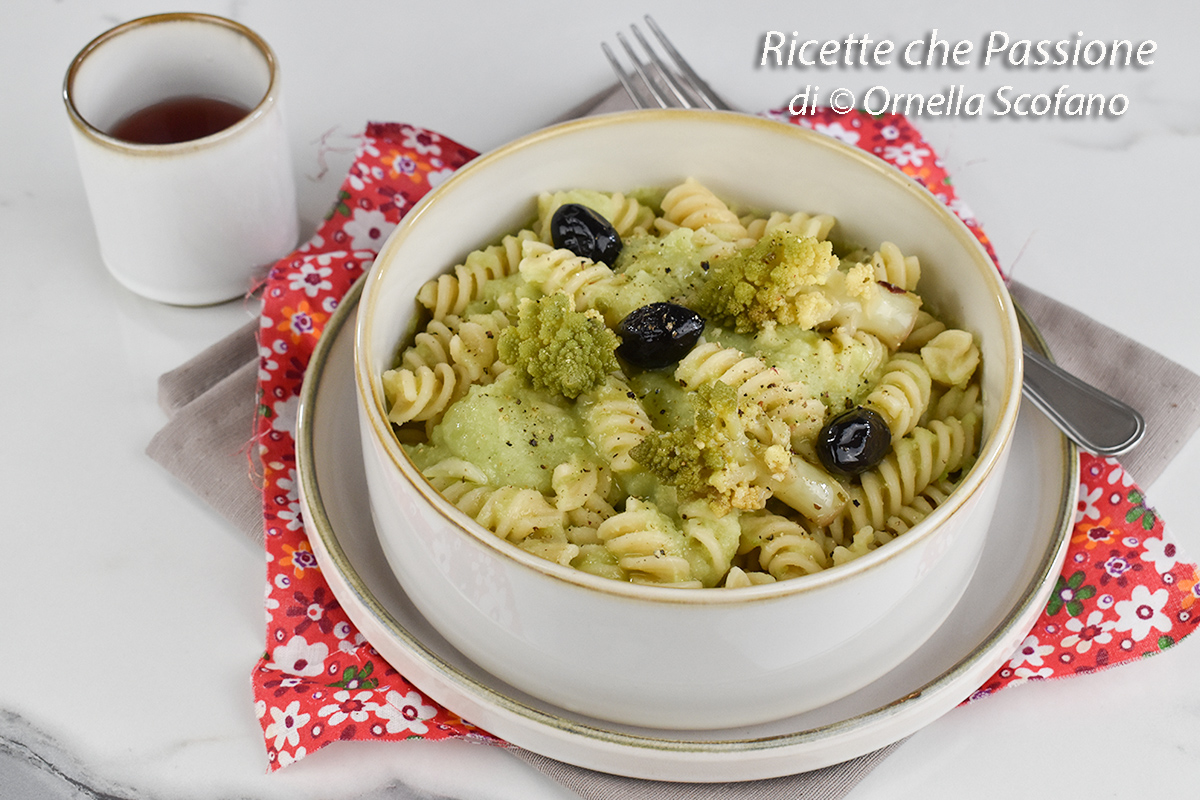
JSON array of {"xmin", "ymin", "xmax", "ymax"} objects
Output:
[{"xmin": 1021, "ymin": 346, "xmax": 1146, "ymax": 456}]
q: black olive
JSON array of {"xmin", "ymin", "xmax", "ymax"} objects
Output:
[
  {"xmin": 816, "ymin": 407, "xmax": 892, "ymax": 477},
  {"xmin": 550, "ymin": 203, "xmax": 622, "ymax": 267},
  {"xmin": 615, "ymin": 303, "xmax": 705, "ymax": 369}
]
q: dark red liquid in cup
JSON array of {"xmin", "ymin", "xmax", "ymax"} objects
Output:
[{"xmin": 108, "ymin": 96, "xmax": 251, "ymax": 144}]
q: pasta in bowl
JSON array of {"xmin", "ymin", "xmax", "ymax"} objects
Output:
[{"xmin": 354, "ymin": 110, "xmax": 1022, "ymax": 729}]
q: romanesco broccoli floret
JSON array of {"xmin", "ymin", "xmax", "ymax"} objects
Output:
[
  {"xmin": 694, "ymin": 231, "xmax": 838, "ymax": 333},
  {"xmin": 631, "ymin": 381, "xmax": 758, "ymax": 512},
  {"xmin": 497, "ymin": 293, "xmax": 620, "ymax": 399}
]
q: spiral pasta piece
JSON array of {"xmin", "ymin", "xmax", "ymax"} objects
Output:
[
  {"xmin": 398, "ymin": 318, "xmax": 456, "ymax": 373},
  {"xmin": 677, "ymin": 499, "xmax": 741, "ymax": 587},
  {"xmin": 687, "ymin": 226, "xmax": 741, "ymax": 262},
  {"xmin": 830, "ymin": 526, "xmax": 884, "ymax": 566},
  {"xmin": 655, "ymin": 178, "xmax": 750, "ymax": 243},
  {"xmin": 675, "ymin": 342, "xmax": 823, "ymax": 446},
  {"xmin": 844, "ymin": 412, "xmax": 981, "ymax": 532},
  {"xmin": 882, "ymin": 477, "xmax": 956, "ymax": 536},
  {"xmin": 468, "ymin": 486, "xmax": 568, "ymax": 545},
  {"xmin": 422, "ymin": 457, "xmax": 489, "ymax": 490},
  {"xmin": 448, "ymin": 311, "xmax": 510, "ymax": 384},
  {"xmin": 383, "ymin": 311, "xmax": 510, "ymax": 427},
  {"xmin": 864, "ymin": 352, "xmax": 933, "ymax": 438},
  {"xmin": 722, "ymin": 566, "xmax": 778, "ymax": 588},
  {"xmin": 597, "ymin": 499, "xmax": 697, "ymax": 586},
  {"xmin": 738, "ymin": 511, "xmax": 830, "ymax": 580},
  {"xmin": 579, "ymin": 375, "xmax": 654, "ymax": 474},
  {"xmin": 551, "ymin": 458, "xmax": 613, "ymax": 513},
  {"xmin": 423, "ymin": 461, "xmax": 576, "ymax": 564},
  {"xmin": 517, "ymin": 240, "xmax": 620, "ymax": 312},
  {"xmin": 571, "ymin": 543, "xmax": 626, "ymax": 581},
  {"xmin": 921, "ymin": 329, "xmax": 981, "ymax": 387},
  {"xmin": 416, "ymin": 229, "xmax": 539, "ymax": 319},
  {"xmin": 535, "ymin": 190, "xmax": 656, "ymax": 240},
  {"xmin": 900, "ymin": 310, "xmax": 947, "ymax": 352},
  {"xmin": 566, "ymin": 492, "xmax": 619, "ymax": 544},
  {"xmin": 870, "ymin": 241, "xmax": 921, "ymax": 291},
  {"xmin": 745, "ymin": 210, "xmax": 837, "ymax": 242},
  {"xmin": 382, "ymin": 362, "xmax": 457, "ymax": 425},
  {"xmin": 923, "ymin": 383, "xmax": 982, "ymax": 427},
  {"xmin": 517, "ymin": 537, "xmax": 581, "ymax": 567}
]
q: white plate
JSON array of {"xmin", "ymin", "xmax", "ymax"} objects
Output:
[{"xmin": 296, "ymin": 278, "xmax": 1076, "ymax": 783}]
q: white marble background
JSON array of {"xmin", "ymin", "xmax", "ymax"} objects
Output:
[{"xmin": 2, "ymin": 0, "xmax": 1198, "ymax": 798}]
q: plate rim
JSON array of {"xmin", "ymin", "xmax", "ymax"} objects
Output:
[{"xmin": 295, "ymin": 275, "xmax": 1077, "ymax": 779}]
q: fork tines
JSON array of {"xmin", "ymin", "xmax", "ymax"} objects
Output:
[{"xmin": 602, "ymin": 15, "xmax": 732, "ymax": 111}]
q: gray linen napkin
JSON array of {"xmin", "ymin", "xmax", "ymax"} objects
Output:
[{"xmin": 145, "ymin": 92, "xmax": 1200, "ymax": 799}]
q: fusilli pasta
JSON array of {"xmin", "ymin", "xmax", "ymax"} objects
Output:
[{"xmin": 392, "ymin": 180, "xmax": 987, "ymax": 588}]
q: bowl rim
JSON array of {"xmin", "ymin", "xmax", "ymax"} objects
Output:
[{"xmin": 354, "ymin": 108, "xmax": 1024, "ymax": 605}]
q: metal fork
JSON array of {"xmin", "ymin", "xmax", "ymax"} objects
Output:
[
  {"xmin": 599, "ymin": 19, "xmax": 1146, "ymax": 456},
  {"xmin": 601, "ymin": 16, "xmax": 734, "ymax": 112}
]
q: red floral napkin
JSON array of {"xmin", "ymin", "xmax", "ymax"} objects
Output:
[{"xmin": 250, "ymin": 114, "xmax": 1197, "ymax": 769}]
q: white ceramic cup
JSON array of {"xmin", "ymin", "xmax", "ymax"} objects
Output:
[{"xmin": 64, "ymin": 13, "xmax": 299, "ymax": 306}]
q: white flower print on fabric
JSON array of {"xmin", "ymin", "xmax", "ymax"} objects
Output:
[
  {"xmin": 346, "ymin": 162, "xmax": 384, "ymax": 192},
  {"xmin": 883, "ymin": 142, "xmax": 930, "ymax": 167},
  {"xmin": 1105, "ymin": 458, "xmax": 1135, "ymax": 488},
  {"xmin": 1075, "ymin": 485, "xmax": 1102, "ymax": 524},
  {"xmin": 1114, "ymin": 585, "xmax": 1172, "ymax": 641},
  {"xmin": 375, "ymin": 689, "xmax": 438, "ymax": 735},
  {"xmin": 1061, "ymin": 610, "xmax": 1115, "ymax": 654},
  {"xmin": 275, "ymin": 501, "xmax": 304, "ymax": 532},
  {"xmin": 266, "ymin": 635, "xmax": 329, "ymax": 677},
  {"xmin": 1011, "ymin": 665, "xmax": 1054, "ymax": 682},
  {"xmin": 318, "ymin": 690, "xmax": 378, "ymax": 726},
  {"xmin": 287, "ymin": 259, "xmax": 334, "ymax": 298},
  {"xmin": 338, "ymin": 637, "xmax": 366, "ymax": 656},
  {"xmin": 814, "ymin": 121, "xmax": 860, "ymax": 145},
  {"xmin": 1141, "ymin": 536, "xmax": 1179, "ymax": 574},
  {"xmin": 880, "ymin": 124, "xmax": 900, "ymax": 140},
  {"xmin": 343, "ymin": 208, "xmax": 395, "ymax": 252},
  {"xmin": 427, "ymin": 167, "xmax": 455, "ymax": 189},
  {"xmin": 271, "ymin": 395, "xmax": 300, "ymax": 438},
  {"xmin": 277, "ymin": 469, "xmax": 299, "ymax": 503},
  {"xmin": 264, "ymin": 701, "xmax": 310, "ymax": 749},
  {"xmin": 402, "ymin": 126, "xmax": 442, "ymax": 156},
  {"xmin": 258, "ymin": 345, "xmax": 278, "ymax": 381},
  {"xmin": 331, "ymin": 620, "xmax": 367, "ymax": 654},
  {"xmin": 1007, "ymin": 634, "xmax": 1053, "ymax": 668},
  {"xmin": 277, "ymin": 747, "xmax": 306, "ymax": 768},
  {"xmin": 264, "ymin": 581, "xmax": 280, "ymax": 622},
  {"xmin": 947, "ymin": 197, "xmax": 976, "ymax": 223}
]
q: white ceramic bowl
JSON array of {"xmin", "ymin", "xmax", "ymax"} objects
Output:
[{"xmin": 354, "ymin": 110, "xmax": 1022, "ymax": 730}]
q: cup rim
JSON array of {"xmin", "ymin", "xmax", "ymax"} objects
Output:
[
  {"xmin": 62, "ymin": 12, "xmax": 280, "ymax": 153},
  {"xmin": 355, "ymin": 109, "xmax": 1024, "ymax": 605}
]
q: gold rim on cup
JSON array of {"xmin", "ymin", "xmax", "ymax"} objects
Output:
[{"xmin": 62, "ymin": 12, "xmax": 280, "ymax": 152}]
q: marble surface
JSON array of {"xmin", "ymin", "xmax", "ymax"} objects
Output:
[{"xmin": 2, "ymin": 0, "xmax": 1198, "ymax": 797}]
